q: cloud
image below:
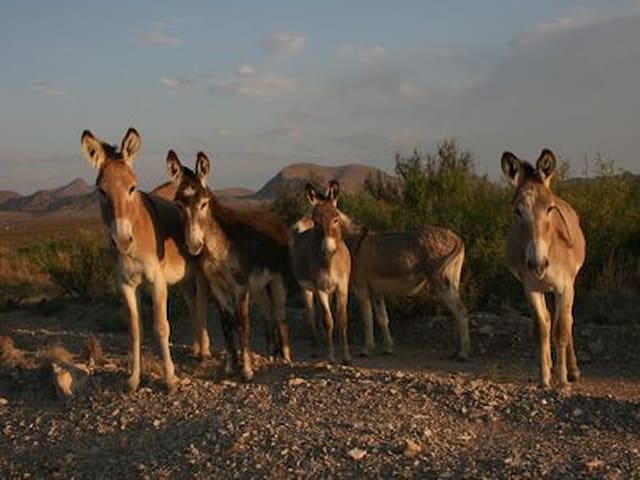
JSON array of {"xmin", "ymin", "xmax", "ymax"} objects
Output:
[
  {"xmin": 209, "ymin": 75, "xmax": 293, "ymax": 96},
  {"xmin": 160, "ymin": 76, "xmax": 196, "ymax": 92},
  {"xmin": 258, "ymin": 32, "xmax": 306, "ymax": 56},
  {"xmin": 512, "ymin": 7, "xmax": 596, "ymax": 48},
  {"xmin": 337, "ymin": 43, "xmax": 385, "ymax": 61},
  {"xmin": 30, "ymin": 82, "xmax": 68, "ymax": 98},
  {"xmin": 236, "ymin": 65, "xmax": 256, "ymax": 77},
  {"xmin": 259, "ymin": 126, "xmax": 302, "ymax": 141},
  {"xmin": 144, "ymin": 25, "xmax": 183, "ymax": 47}
]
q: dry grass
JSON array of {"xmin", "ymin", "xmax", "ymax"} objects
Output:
[{"xmin": 0, "ymin": 335, "xmax": 25, "ymax": 367}]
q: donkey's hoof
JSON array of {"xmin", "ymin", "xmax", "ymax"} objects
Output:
[
  {"xmin": 454, "ymin": 350, "xmax": 469, "ymax": 362},
  {"xmin": 342, "ymin": 355, "xmax": 353, "ymax": 366},
  {"xmin": 568, "ymin": 369, "xmax": 581, "ymax": 383},
  {"xmin": 127, "ymin": 377, "xmax": 140, "ymax": 394},
  {"xmin": 241, "ymin": 368, "xmax": 254, "ymax": 382},
  {"xmin": 360, "ymin": 346, "xmax": 374, "ymax": 357},
  {"xmin": 166, "ymin": 377, "xmax": 181, "ymax": 394}
]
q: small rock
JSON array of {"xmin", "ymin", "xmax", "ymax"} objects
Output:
[
  {"xmin": 348, "ymin": 448, "xmax": 367, "ymax": 460},
  {"xmin": 478, "ymin": 324, "xmax": 493, "ymax": 335},
  {"xmin": 403, "ymin": 439, "xmax": 422, "ymax": 458},
  {"xmin": 572, "ymin": 408, "xmax": 584, "ymax": 418},
  {"xmin": 152, "ymin": 419, "xmax": 162, "ymax": 429},
  {"xmin": 585, "ymin": 459, "xmax": 606, "ymax": 471},
  {"xmin": 288, "ymin": 377, "xmax": 305, "ymax": 386},
  {"xmin": 0, "ymin": 398, "xmax": 8, "ymax": 406}
]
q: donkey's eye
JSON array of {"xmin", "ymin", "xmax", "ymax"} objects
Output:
[
  {"xmin": 332, "ymin": 217, "xmax": 340, "ymax": 225},
  {"xmin": 129, "ymin": 185, "xmax": 137, "ymax": 195},
  {"xmin": 513, "ymin": 206, "xmax": 522, "ymax": 217},
  {"xmin": 200, "ymin": 201, "xmax": 208, "ymax": 211},
  {"xmin": 97, "ymin": 188, "xmax": 106, "ymax": 197},
  {"xmin": 547, "ymin": 205, "xmax": 555, "ymax": 214}
]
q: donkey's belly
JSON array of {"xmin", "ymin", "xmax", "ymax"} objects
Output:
[{"xmin": 369, "ymin": 275, "xmax": 426, "ymax": 296}]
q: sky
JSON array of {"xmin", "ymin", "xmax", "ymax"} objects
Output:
[{"xmin": 1, "ymin": 0, "xmax": 640, "ymax": 194}]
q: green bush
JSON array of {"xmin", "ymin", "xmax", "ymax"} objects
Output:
[{"xmin": 22, "ymin": 231, "xmax": 117, "ymax": 301}]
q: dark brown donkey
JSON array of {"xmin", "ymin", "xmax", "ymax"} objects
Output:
[
  {"xmin": 290, "ymin": 182, "xmax": 352, "ymax": 363},
  {"xmin": 166, "ymin": 150, "xmax": 292, "ymax": 381},
  {"xmin": 81, "ymin": 128, "xmax": 210, "ymax": 393},
  {"xmin": 501, "ymin": 149, "xmax": 586, "ymax": 389}
]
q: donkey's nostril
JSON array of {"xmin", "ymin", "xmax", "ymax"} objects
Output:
[
  {"xmin": 541, "ymin": 258, "xmax": 549, "ymax": 270},
  {"xmin": 526, "ymin": 259, "xmax": 534, "ymax": 271}
]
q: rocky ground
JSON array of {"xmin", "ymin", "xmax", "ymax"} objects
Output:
[{"xmin": 0, "ymin": 305, "xmax": 639, "ymax": 479}]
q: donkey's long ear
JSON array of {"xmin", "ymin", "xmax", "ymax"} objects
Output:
[
  {"xmin": 305, "ymin": 183, "xmax": 319, "ymax": 205},
  {"xmin": 501, "ymin": 151, "xmax": 522, "ymax": 186},
  {"xmin": 81, "ymin": 130, "xmax": 106, "ymax": 170},
  {"xmin": 121, "ymin": 128, "xmax": 141, "ymax": 165},
  {"xmin": 195, "ymin": 152, "xmax": 211, "ymax": 187},
  {"xmin": 536, "ymin": 149, "xmax": 556, "ymax": 187},
  {"xmin": 166, "ymin": 150, "xmax": 183, "ymax": 185},
  {"xmin": 327, "ymin": 180, "xmax": 340, "ymax": 206}
]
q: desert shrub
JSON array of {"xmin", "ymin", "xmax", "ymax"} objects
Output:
[{"xmin": 20, "ymin": 231, "xmax": 117, "ymax": 301}]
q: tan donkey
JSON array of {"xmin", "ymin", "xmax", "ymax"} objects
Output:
[
  {"xmin": 501, "ymin": 149, "xmax": 586, "ymax": 389},
  {"xmin": 81, "ymin": 128, "xmax": 210, "ymax": 393},
  {"xmin": 346, "ymin": 224, "xmax": 470, "ymax": 360},
  {"xmin": 166, "ymin": 150, "xmax": 292, "ymax": 381},
  {"xmin": 290, "ymin": 182, "xmax": 352, "ymax": 363}
]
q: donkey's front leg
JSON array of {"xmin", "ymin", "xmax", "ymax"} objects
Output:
[
  {"xmin": 121, "ymin": 282, "xmax": 142, "ymax": 393},
  {"xmin": 151, "ymin": 277, "xmax": 179, "ymax": 392},
  {"xmin": 316, "ymin": 290, "xmax": 335, "ymax": 363},
  {"xmin": 236, "ymin": 290, "xmax": 254, "ymax": 381},
  {"xmin": 525, "ymin": 289, "xmax": 552, "ymax": 389},
  {"xmin": 336, "ymin": 287, "xmax": 352, "ymax": 364}
]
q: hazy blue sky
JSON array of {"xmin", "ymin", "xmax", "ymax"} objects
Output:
[{"xmin": 1, "ymin": 0, "xmax": 639, "ymax": 193}]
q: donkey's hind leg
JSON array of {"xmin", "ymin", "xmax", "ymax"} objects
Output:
[
  {"xmin": 437, "ymin": 281, "xmax": 470, "ymax": 361},
  {"xmin": 372, "ymin": 293, "xmax": 394, "ymax": 354}
]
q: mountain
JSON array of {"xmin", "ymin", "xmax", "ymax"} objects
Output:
[
  {"xmin": 0, "ymin": 178, "xmax": 93, "ymax": 213},
  {"xmin": 254, "ymin": 163, "xmax": 394, "ymax": 199},
  {"xmin": 0, "ymin": 190, "xmax": 20, "ymax": 205},
  {"xmin": 0, "ymin": 162, "xmax": 394, "ymax": 219}
]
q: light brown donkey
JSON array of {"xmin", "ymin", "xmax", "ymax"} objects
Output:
[
  {"xmin": 166, "ymin": 150, "xmax": 292, "ymax": 381},
  {"xmin": 290, "ymin": 181, "xmax": 352, "ymax": 363},
  {"xmin": 501, "ymin": 149, "xmax": 586, "ymax": 389},
  {"xmin": 81, "ymin": 128, "xmax": 210, "ymax": 393},
  {"xmin": 345, "ymin": 224, "xmax": 470, "ymax": 360}
]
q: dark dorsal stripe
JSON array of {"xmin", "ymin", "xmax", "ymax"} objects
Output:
[{"xmin": 140, "ymin": 191, "xmax": 165, "ymax": 261}]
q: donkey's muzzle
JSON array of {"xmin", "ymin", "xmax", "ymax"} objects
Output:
[
  {"xmin": 527, "ymin": 258, "xmax": 549, "ymax": 279},
  {"xmin": 112, "ymin": 235, "xmax": 134, "ymax": 255},
  {"xmin": 187, "ymin": 241, "xmax": 204, "ymax": 256}
]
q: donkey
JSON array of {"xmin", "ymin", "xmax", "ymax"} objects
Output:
[
  {"xmin": 290, "ymin": 182, "xmax": 352, "ymax": 363},
  {"xmin": 166, "ymin": 150, "xmax": 292, "ymax": 381},
  {"xmin": 345, "ymin": 225, "xmax": 470, "ymax": 360},
  {"xmin": 80, "ymin": 128, "xmax": 210, "ymax": 393},
  {"xmin": 501, "ymin": 149, "xmax": 586, "ymax": 389}
]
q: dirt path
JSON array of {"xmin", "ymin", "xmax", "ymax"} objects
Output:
[{"xmin": 1, "ymin": 306, "xmax": 639, "ymax": 478}]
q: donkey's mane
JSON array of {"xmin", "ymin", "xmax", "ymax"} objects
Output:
[{"xmin": 212, "ymin": 197, "xmax": 289, "ymax": 247}]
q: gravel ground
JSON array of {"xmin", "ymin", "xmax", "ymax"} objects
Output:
[{"xmin": 1, "ymin": 305, "xmax": 639, "ymax": 479}]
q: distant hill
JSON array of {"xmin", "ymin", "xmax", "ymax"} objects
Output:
[
  {"xmin": 254, "ymin": 163, "xmax": 395, "ymax": 199},
  {"xmin": 0, "ymin": 162, "xmax": 395, "ymax": 220},
  {"xmin": 0, "ymin": 178, "xmax": 93, "ymax": 213},
  {"xmin": 0, "ymin": 190, "xmax": 20, "ymax": 205}
]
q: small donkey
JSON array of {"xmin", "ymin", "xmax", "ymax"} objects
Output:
[
  {"xmin": 167, "ymin": 150, "xmax": 292, "ymax": 381},
  {"xmin": 81, "ymin": 128, "xmax": 209, "ymax": 393},
  {"xmin": 501, "ymin": 149, "xmax": 586, "ymax": 389},
  {"xmin": 290, "ymin": 181, "xmax": 352, "ymax": 363}
]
